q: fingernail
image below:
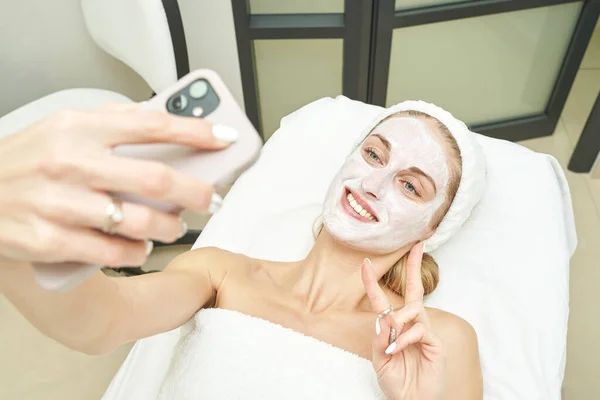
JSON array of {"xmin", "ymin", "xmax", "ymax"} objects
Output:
[
  {"xmin": 375, "ymin": 318, "xmax": 381, "ymax": 335},
  {"xmin": 208, "ymin": 192, "xmax": 223, "ymax": 214},
  {"xmin": 212, "ymin": 125, "xmax": 239, "ymax": 144},
  {"xmin": 385, "ymin": 342, "xmax": 396, "ymax": 355},
  {"xmin": 178, "ymin": 218, "xmax": 188, "ymax": 239},
  {"xmin": 146, "ymin": 240, "xmax": 154, "ymax": 256}
]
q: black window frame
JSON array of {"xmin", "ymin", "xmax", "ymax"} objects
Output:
[{"xmin": 231, "ymin": 0, "xmax": 599, "ymax": 147}]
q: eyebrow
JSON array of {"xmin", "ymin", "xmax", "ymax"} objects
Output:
[
  {"xmin": 408, "ymin": 167, "xmax": 437, "ymax": 192},
  {"xmin": 372, "ymin": 134, "xmax": 391, "ymax": 151}
]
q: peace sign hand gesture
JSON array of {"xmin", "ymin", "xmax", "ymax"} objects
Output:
[{"xmin": 362, "ymin": 243, "xmax": 446, "ymax": 400}]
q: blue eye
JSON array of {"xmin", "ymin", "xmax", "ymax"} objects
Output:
[
  {"xmin": 404, "ymin": 181, "xmax": 416, "ymax": 193},
  {"xmin": 365, "ymin": 148, "xmax": 381, "ymax": 163}
]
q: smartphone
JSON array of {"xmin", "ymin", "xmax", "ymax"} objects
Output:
[{"xmin": 31, "ymin": 69, "xmax": 263, "ymax": 291}]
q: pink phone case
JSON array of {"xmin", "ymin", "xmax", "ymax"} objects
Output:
[{"xmin": 31, "ymin": 69, "xmax": 263, "ymax": 291}]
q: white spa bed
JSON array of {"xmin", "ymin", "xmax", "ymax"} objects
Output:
[{"xmin": 103, "ymin": 96, "xmax": 576, "ymax": 400}]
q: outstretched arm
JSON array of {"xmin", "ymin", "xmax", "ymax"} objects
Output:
[{"xmin": 0, "ymin": 246, "xmax": 230, "ymax": 354}]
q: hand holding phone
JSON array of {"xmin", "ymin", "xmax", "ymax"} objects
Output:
[
  {"xmin": 112, "ymin": 69, "xmax": 262, "ymax": 212},
  {"xmin": 27, "ymin": 69, "xmax": 262, "ymax": 291}
]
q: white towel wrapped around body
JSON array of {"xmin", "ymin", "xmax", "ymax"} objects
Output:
[{"xmin": 157, "ymin": 308, "xmax": 386, "ymax": 400}]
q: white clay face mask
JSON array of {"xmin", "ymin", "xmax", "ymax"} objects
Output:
[{"xmin": 321, "ymin": 116, "xmax": 450, "ymax": 254}]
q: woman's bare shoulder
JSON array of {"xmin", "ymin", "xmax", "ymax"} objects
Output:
[
  {"xmin": 167, "ymin": 246, "xmax": 250, "ymax": 267},
  {"xmin": 426, "ymin": 307, "xmax": 478, "ymax": 343},
  {"xmin": 426, "ymin": 307, "xmax": 483, "ymax": 399},
  {"xmin": 176, "ymin": 246, "xmax": 252, "ymax": 263},
  {"xmin": 165, "ymin": 246, "xmax": 259, "ymax": 285}
]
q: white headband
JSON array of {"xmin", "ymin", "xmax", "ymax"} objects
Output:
[{"xmin": 354, "ymin": 100, "xmax": 487, "ymax": 253}]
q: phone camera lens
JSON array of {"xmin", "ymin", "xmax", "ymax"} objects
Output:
[
  {"xmin": 189, "ymin": 81, "xmax": 209, "ymax": 99},
  {"xmin": 168, "ymin": 94, "xmax": 188, "ymax": 112}
]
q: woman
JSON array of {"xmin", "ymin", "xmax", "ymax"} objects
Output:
[{"xmin": 1, "ymin": 101, "xmax": 485, "ymax": 399}]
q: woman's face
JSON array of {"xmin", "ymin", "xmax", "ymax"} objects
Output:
[{"xmin": 322, "ymin": 116, "xmax": 450, "ymax": 254}]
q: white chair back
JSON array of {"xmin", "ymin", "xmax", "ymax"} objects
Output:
[{"xmin": 81, "ymin": 0, "xmax": 180, "ymax": 93}]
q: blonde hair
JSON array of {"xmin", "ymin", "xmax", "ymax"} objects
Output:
[{"xmin": 316, "ymin": 110, "xmax": 462, "ymax": 297}]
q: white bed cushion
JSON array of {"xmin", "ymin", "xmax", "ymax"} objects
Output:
[{"xmin": 103, "ymin": 96, "xmax": 576, "ymax": 400}]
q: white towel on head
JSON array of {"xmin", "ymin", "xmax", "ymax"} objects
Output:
[{"xmin": 157, "ymin": 308, "xmax": 386, "ymax": 400}]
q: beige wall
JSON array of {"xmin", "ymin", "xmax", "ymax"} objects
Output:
[
  {"xmin": 0, "ymin": 0, "xmax": 150, "ymax": 116},
  {"xmin": 0, "ymin": 0, "xmax": 244, "ymax": 116}
]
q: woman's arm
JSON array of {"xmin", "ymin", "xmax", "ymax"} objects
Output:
[
  {"xmin": 0, "ymin": 246, "xmax": 230, "ymax": 354},
  {"xmin": 434, "ymin": 311, "xmax": 483, "ymax": 400}
]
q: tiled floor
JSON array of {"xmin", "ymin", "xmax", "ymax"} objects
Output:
[{"xmin": 1, "ymin": 21, "xmax": 599, "ymax": 400}]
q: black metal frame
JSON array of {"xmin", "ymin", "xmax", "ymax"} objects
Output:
[
  {"xmin": 231, "ymin": 0, "xmax": 598, "ymax": 144},
  {"xmin": 370, "ymin": 0, "xmax": 599, "ymax": 141},
  {"xmin": 249, "ymin": 14, "xmax": 345, "ymax": 38},
  {"xmin": 161, "ymin": 0, "xmax": 190, "ymax": 79},
  {"xmin": 232, "ymin": 1, "xmax": 262, "ymax": 133},
  {"xmin": 231, "ymin": 0, "xmax": 374, "ymax": 137},
  {"xmin": 391, "ymin": 0, "xmax": 585, "ymax": 27},
  {"xmin": 568, "ymin": 92, "xmax": 600, "ymax": 172},
  {"xmin": 344, "ymin": 1, "xmax": 375, "ymax": 101}
]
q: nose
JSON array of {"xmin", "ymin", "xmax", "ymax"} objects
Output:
[{"xmin": 361, "ymin": 170, "xmax": 387, "ymax": 200}]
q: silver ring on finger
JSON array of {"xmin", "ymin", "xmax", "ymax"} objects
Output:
[
  {"xmin": 377, "ymin": 305, "xmax": 394, "ymax": 319},
  {"xmin": 389, "ymin": 327, "xmax": 397, "ymax": 345},
  {"xmin": 103, "ymin": 198, "xmax": 124, "ymax": 234}
]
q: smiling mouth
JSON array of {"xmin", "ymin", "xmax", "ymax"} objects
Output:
[{"xmin": 341, "ymin": 188, "xmax": 379, "ymax": 223}]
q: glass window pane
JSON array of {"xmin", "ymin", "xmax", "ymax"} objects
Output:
[
  {"xmin": 250, "ymin": 0, "xmax": 344, "ymax": 14},
  {"xmin": 396, "ymin": 0, "xmax": 472, "ymax": 11},
  {"xmin": 386, "ymin": 2, "xmax": 582, "ymax": 126},
  {"xmin": 254, "ymin": 39, "xmax": 343, "ymax": 139}
]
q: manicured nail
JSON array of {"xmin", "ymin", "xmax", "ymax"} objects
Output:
[
  {"xmin": 212, "ymin": 125, "xmax": 239, "ymax": 143},
  {"xmin": 178, "ymin": 218, "xmax": 188, "ymax": 239},
  {"xmin": 385, "ymin": 342, "xmax": 396, "ymax": 355},
  {"xmin": 146, "ymin": 240, "xmax": 154, "ymax": 256},
  {"xmin": 208, "ymin": 192, "xmax": 223, "ymax": 214},
  {"xmin": 375, "ymin": 318, "xmax": 381, "ymax": 335}
]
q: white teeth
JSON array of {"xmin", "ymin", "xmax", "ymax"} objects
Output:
[{"xmin": 346, "ymin": 192, "xmax": 376, "ymax": 222}]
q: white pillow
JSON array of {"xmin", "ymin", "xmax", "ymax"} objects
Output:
[{"xmin": 103, "ymin": 96, "xmax": 576, "ymax": 400}]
